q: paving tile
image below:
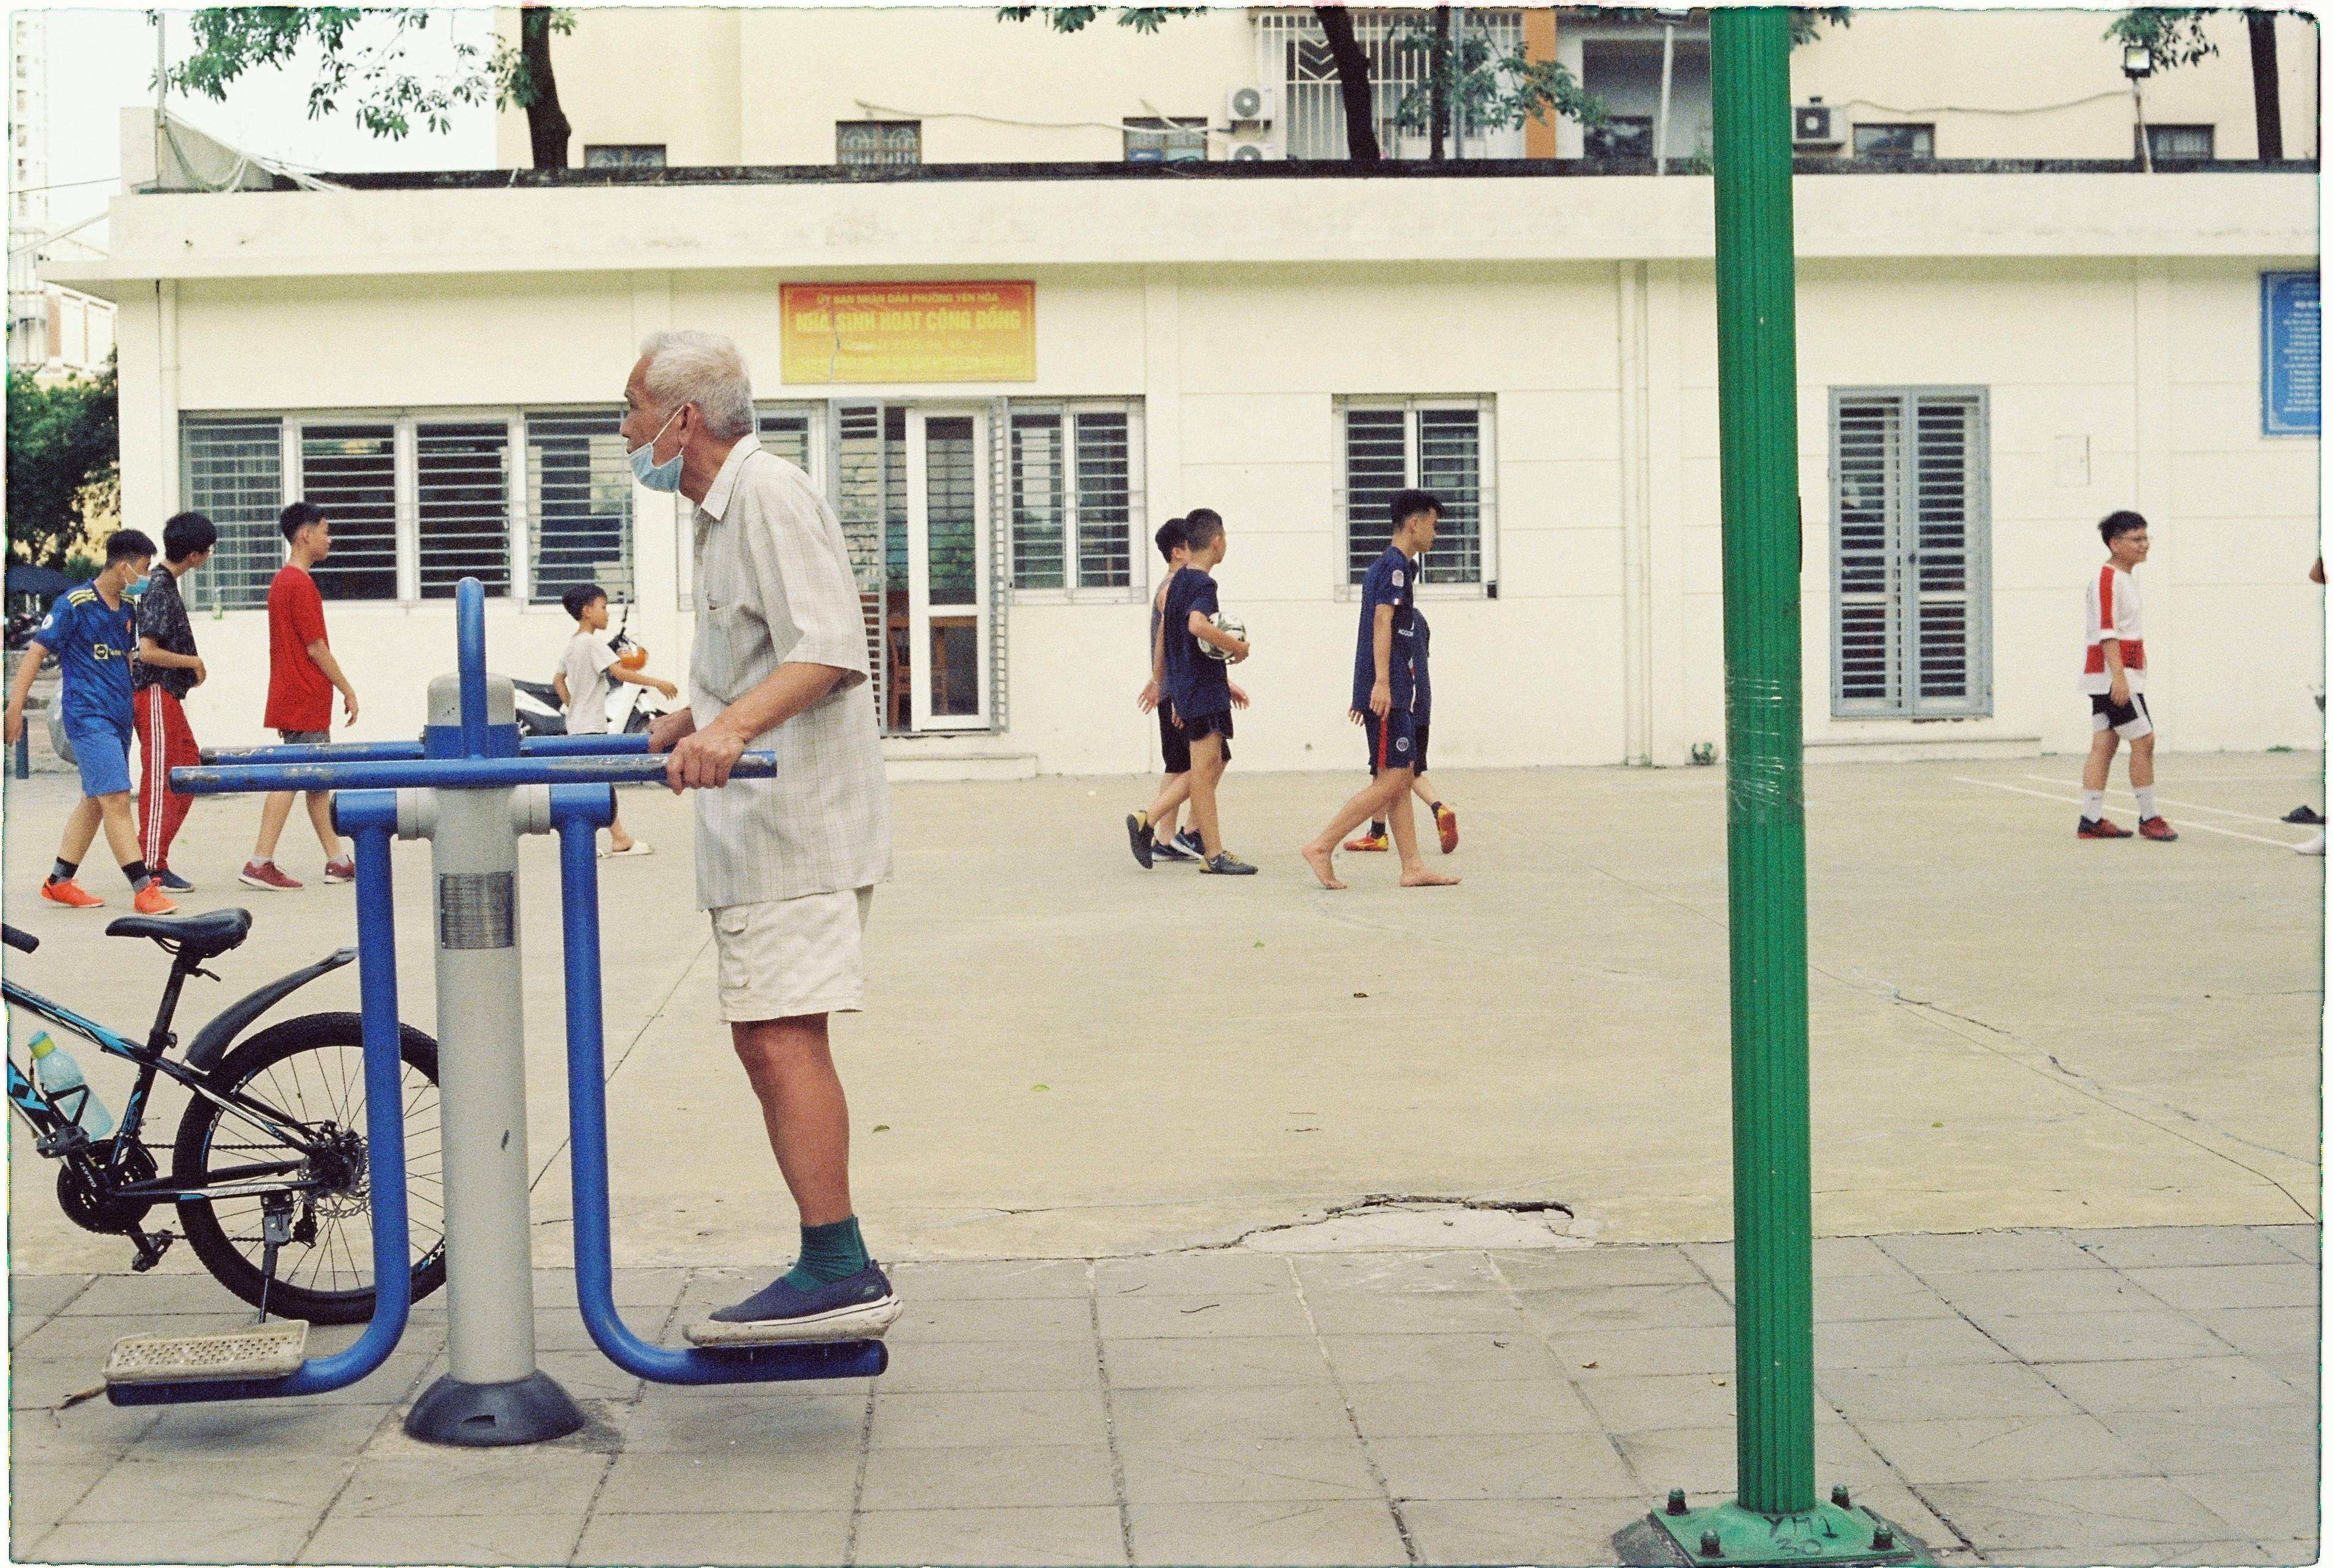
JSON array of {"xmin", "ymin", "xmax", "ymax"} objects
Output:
[
  {"xmin": 1918, "ymin": 1477, "xmax": 2240, "ymax": 1548},
  {"xmin": 1976, "ymin": 1542, "xmax": 2282, "ymax": 1566},
  {"xmin": 591, "ymin": 1448, "xmax": 859, "ymax": 1513},
  {"xmin": 34, "ymin": 1518, "xmax": 317, "ymax": 1564},
  {"xmin": 1548, "ymin": 1323, "xmax": 1738, "ymax": 1377},
  {"xmin": 2039, "ymin": 1355, "xmax": 2310, "ymax": 1413},
  {"xmin": 1517, "ymin": 1283, "xmax": 1736, "ymax": 1334},
  {"xmin": 1094, "ymin": 1253, "xmax": 1295, "ymax": 1296},
  {"xmin": 300, "ymin": 1513, "xmax": 582, "ymax": 1564},
  {"xmin": 527, "ymin": 1350, "xmax": 646, "ymax": 1402},
  {"xmin": 1685, "ymin": 1237, "xmax": 1902, "ymax": 1282},
  {"xmin": 1856, "ymin": 1414, "xmax": 2157, "ymax": 1484},
  {"xmin": 9, "ymin": 1357, "xmax": 119, "ymax": 1411},
  {"xmin": 889, "ymin": 1294, "xmax": 1095, "ymax": 1342},
  {"xmin": 2255, "ymin": 1537, "xmax": 2324, "ymax": 1566},
  {"xmin": 1301, "ymin": 1288, "xmax": 1536, "ymax": 1336},
  {"xmin": 2185, "ymin": 1306, "xmax": 2317, "ymax": 1360},
  {"xmin": 1498, "ymin": 1246, "xmax": 1703, "ymax": 1290},
  {"xmin": 8, "ymin": 1463, "xmax": 111, "ymax": 1532},
  {"xmin": 1402, "ymin": 1497, "xmax": 1649, "ymax": 1566},
  {"xmin": 7, "ymin": 1404, "xmax": 159, "ymax": 1462},
  {"xmin": 1096, "ymin": 1290, "xmax": 1316, "ymax": 1340},
  {"xmin": 1103, "ymin": 1334, "xmax": 1332, "ymax": 1389},
  {"xmin": 1324, "ymin": 1330, "xmax": 1568, "ymax": 1385},
  {"xmin": 15, "ymin": 1312, "xmax": 269, "ymax": 1362},
  {"xmin": 2093, "ymin": 1406, "xmax": 2320, "ymax": 1477},
  {"xmin": 1609, "ymin": 1418, "xmax": 1879, "ymax": 1497},
  {"xmin": 887, "ymin": 1259, "xmax": 1094, "ymax": 1299},
  {"xmin": 1368, "ymin": 1430, "xmax": 1640, "ymax": 1500},
  {"xmin": 1974, "ymin": 1310, "xmax": 2233, "ymax": 1365},
  {"xmin": 858, "ymin": 1441, "xmax": 1118, "ymax": 1510},
  {"xmin": 1576, "ymin": 1373, "xmax": 1738, "ymax": 1431},
  {"xmin": 852, "ymin": 1504, "xmax": 1129, "ymax": 1566},
  {"xmin": 1812, "ymin": 1314, "xmax": 2015, "ymax": 1370},
  {"xmin": 1345, "ymin": 1377, "xmax": 1602, "ymax": 1439},
  {"xmin": 868, "ymin": 1337, "xmax": 1102, "ymax": 1393},
  {"xmin": 2251, "ymin": 1353, "xmax": 2318, "ymax": 1396},
  {"xmin": 2122, "ymin": 1264, "xmax": 2321, "ymax": 1313},
  {"xmin": 1127, "ymin": 1499, "xmax": 1409, "ymax": 1566},
  {"xmin": 866, "ymin": 1388, "xmax": 1109, "ymax": 1448},
  {"xmin": 531, "ymin": 1267, "xmax": 692, "ymax": 1313},
  {"xmin": 569, "ymin": 1509, "xmax": 850, "ymax": 1566},
  {"xmin": 1924, "ymin": 1267, "xmax": 2159, "ymax": 1319},
  {"xmin": 611, "ymin": 1391, "xmax": 867, "ymax": 1455},
  {"xmin": 2075, "ymin": 1227, "xmax": 2306, "ymax": 1271},
  {"xmin": 2248, "ymin": 1225, "xmax": 2319, "ymax": 1264},
  {"xmin": 1110, "ymin": 1382, "xmax": 1358, "ymax": 1446},
  {"xmin": 330, "ymin": 1452, "xmax": 610, "ymax": 1518},
  {"xmin": 2167, "ymin": 1468, "xmax": 2322, "ymax": 1542},
  {"xmin": 11, "ymin": 1274, "xmax": 93, "ymax": 1319},
  {"xmin": 63, "ymin": 1274, "xmax": 259, "ymax": 1316},
  {"xmin": 66, "ymin": 1453, "xmax": 351, "ymax": 1522},
  {"xmin": 1291, "ymin": 1252, "xmax": 1505, "ymax": 1293},
  {"xmin": 1878, "ymin": 1230, "xmax": 2107, "ymax": 1275},
  {"xmin": 1119, "ymin": 1437, "xmax": 1378, "ymax": 1503},
  {"xmin": 1814, "ymin": 1271, "xmax": 1959, "ymax": 1322},
  {"xmin": 1818, "ymin": 1363, "xmax": 2078, "ymax": 1423}
]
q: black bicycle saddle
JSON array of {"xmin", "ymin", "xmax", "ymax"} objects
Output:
[{"xmin": 104, "ymin": 907, "xmax": 254, "ymax": 960}]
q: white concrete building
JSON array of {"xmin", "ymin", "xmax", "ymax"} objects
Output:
[
  {"xmin": 55, "ymin": 110, "xmax": 2319, "ymax": 776},
  {"xmin": 8, "ymin": 11, "xmax": 118, "ymax": 381}
]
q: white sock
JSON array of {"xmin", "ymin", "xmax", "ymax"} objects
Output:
[
  {"xmin": 2081, "ymin": 790, "xmax": 2106, "ymax": 821},
  {"xmin": 2134, "ymin": 787, "xmax": 2158, "ymax": 821}
]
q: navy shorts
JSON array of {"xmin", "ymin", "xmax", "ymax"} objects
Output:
[
  {"xmin": 1362, "ymin": 710, "xmax": 1421, "ymax": 773},
  {"xmin": 1185, "ymin": 709, "xmax": 1232, "ymax": 763},
  {"xmin": 2089, "ymin": 693, "xmax": 2153, "ymax": 739},
  {"xmin": 1158, "ymin": 706, "xmax": 1191, "ymax": 776}
]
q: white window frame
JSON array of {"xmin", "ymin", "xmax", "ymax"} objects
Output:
[
  {"xmin": 1004, "ymin": 399, "xmax": 1148, "ymax": 605},
  {"xmin": 1332, "ymin": 395, "xmax": 1497, "ymax": 599}
]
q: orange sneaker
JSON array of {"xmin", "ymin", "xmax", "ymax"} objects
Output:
[
  {"xmin": 132, "ymin": 884, "xmax": 179, "ymax": 915},
  {"xmin": 1343, "ymin": 828, "xmax": 1390, "ymax": 853},
  {"xmin": 38, "ymin": 878, "xmax": 103, "ymax": 909},
  {"xmin": 1432, "ymin": 804, "xmax": 1459, "ymax": 855},
  {"xmin": 2138, "ymin": 816, "xmax": 2179, "ymax": 842}
]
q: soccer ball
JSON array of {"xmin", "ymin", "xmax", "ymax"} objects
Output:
[{"xmin": 1203, "ymin": 614, "xmax": 1246, "ymax": 662}]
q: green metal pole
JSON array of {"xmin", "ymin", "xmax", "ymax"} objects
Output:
[{"xmin": 1710, "ymin": 5, "xmax": 1814, "ymax": 1523}]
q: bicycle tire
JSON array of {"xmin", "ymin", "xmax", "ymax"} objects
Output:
[{"xmin": 172, "ymin": 1011, "xmax": 447, "ymax": 1324}]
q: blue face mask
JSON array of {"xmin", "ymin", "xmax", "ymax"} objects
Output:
[{"xmin": 628, "ymin": 409, "xmax": 684, "ymax": 493}]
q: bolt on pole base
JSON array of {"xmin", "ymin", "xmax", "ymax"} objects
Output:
[
  {"xmin": 404, "ymin": 1370, "xmax": 585, "ymax": 1448},
  {"xmin": 1617, "ymin": 1494, "xmax": 1932, "ymax": 1568}
]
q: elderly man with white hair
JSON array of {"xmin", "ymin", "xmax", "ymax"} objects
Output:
[{"xmin": 623, "ymin": 329, "xmax": 901, "ymax": 1342}]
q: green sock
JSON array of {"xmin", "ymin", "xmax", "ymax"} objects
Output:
[{"xmin": 784, "ymin": 1217, "xmax": 870, "ymax": 1288}]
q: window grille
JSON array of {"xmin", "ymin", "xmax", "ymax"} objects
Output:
[
  {"xmin": 1007, "ymin": 405, "xmax": 1142, "ymax": 595},
  {"xmin": 1124, "ymin": 118, "xmax": 1208, "ymax": 162},
  {"xmin": 924, "ymin": 416, "xmax": 979, "ymax": 608},
  {"xmin": 583, "ymin": 144, "xmax": 666, "ymax": 169},
  {"xmin": 1256, "ymin": 9, "xmax": 1523, "ymax": 161},
  {"xmin": 2143, "ymin": 124, "xmax": 2214, "ymax": 161},
  {"xmin": 414, "ymin": 421, "xmax": 511, "ymax": 599},
  {"xmin": 1335, "ymin": 399, "xmax": 1492, "ymax": 586},
  {"xmin": 1587, "ymin": 116, "xmax": 1654, "ymax": 158},
  {"xmin": 526, "ymin": 410, "xmax": 632, "ymax": 605},
  {"xmin": 837, "ymin": 120, "xmax": 920, "ymax": 166},
  {"xmin": 299, "ymin": 423, "xmax": 399, "ymax": 602},
  {"xmin": 180, "ymin": 416, "xmax": 284, "ymax": 611},
  {"xmin": 1853, "ymin": 122, "xmax": 1933, "ymax": 158}
]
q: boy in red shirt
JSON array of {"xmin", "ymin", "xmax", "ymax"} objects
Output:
[
  {"xmin": 2078, "ymin": 510, "xmax": 2175, "ymax": 842},
  {"xmin": 240, "ymin": 503, "xmax": 362, "ymax": 890}
]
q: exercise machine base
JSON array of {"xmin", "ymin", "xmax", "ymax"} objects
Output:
[{"xmin": 404, "ymin": 1370, "xmax": 586, "ymax": 1447}]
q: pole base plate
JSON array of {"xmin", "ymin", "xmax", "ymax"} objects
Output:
[
  {"xmin": 1619, "ymin": 1499, "xmax": 1931, "ymax": 1568},
  {"xmin": 404, "ymin": 1370, "xmax": 586, "ymax": 1448}
]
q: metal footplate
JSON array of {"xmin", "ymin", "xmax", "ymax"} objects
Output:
[
  {"xmin": 104, "ymin": 1322, "xmax": 309, "ymax": 1385},
  {"xmin": 681, "ymin": 1297, "xmax": 904, "ymax": 1347}
]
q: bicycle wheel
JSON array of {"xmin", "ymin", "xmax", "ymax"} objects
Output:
[{"xmin": 172, "ymin": 1011, "xmax": 446, "ymax": 1325}]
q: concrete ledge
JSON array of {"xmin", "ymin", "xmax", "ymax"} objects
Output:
[
  {"xmin": 1805, "ymin": 733, "xmax": 2044, "ymax": 764},
  {"xmin": 882, "ymin": 739, "xmax": 1039, "ymax": 782}
]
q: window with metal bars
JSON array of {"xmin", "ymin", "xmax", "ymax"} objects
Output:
[
  {"xmin": 1829, "ymin": 389, "xmax": 1992, "ymax": 719},
  {"xmin": 180, "ymin": 416, "xmax": 285, "ymax": 611},
  {"xmin": 415, "ymin": 422, "xmax": 511, "ymax": 598},
  {"xmin": 299, "ymin": 423, "xmax": 399, "ymax": 602},
  {"xmin": 1334, "ymin": 399, "xmax": 1492, "ymax": 588},
  {"xmin": 836, "ymin": 120, "xmax": 920, "ymax": 166},
  {"xmin": 1007, "ymin": 405, "xmax": 1142, "ymax": 596},
  {"xmin": 1256, "ymin": 9, "xmax": 1524, "ymax": 161},
  {"xmin": 527, "ymin": 410, "xmax": 632, "ymax": 605}
]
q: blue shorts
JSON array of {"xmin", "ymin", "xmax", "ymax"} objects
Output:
[
  {"xmin": 1363, "ymin": 710, "xmax": 1421, "ymax": 773},
  {"xmin": 67, "ymin": 717, "xmax": 132, "ymax": 798}
]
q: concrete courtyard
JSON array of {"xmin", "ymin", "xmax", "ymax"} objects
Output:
[{"xmin": 4, "ymin": 752, "xmax": 2322, "ymax": 1564}]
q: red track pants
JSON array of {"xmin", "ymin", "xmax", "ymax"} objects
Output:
[{"xmin": 133, "ymin": 686, "xmax": 200, "ymax": 871}]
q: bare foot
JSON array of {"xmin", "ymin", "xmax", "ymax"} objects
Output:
[
  {"xmin": 1400, "ymin": 868, "xmax": 1461, "ymax": 887},
  {"xmin": 1300, "ymin": 843, "xmax": 1347, "ymax": 890}
]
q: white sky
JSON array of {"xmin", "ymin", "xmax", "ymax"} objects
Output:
[{"xmin": 30, "ymin": 7, "xmax": 499, "ymax": 247}]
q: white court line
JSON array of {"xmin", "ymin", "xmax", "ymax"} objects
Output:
[
  {"xmin": 1955, "ymin": 777, "xmax": 2310, "ymax": 849},
  {"xmin": 2019, "ymin": 776, "xmax": 2312, "ymax": 829}
]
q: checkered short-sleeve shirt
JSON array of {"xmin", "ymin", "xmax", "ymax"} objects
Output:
[{"xmin": 687, "ymin": 441, "xmax": 892, "ymax": 910}]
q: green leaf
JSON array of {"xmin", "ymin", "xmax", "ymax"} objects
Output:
[{"xmin": 1032, "ymin": 1084, "xmax": 1049, "ymax": 1092}]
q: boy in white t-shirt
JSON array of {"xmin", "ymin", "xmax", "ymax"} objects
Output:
[
  {"xmin": 554, "ymin": 582, "xmax": 679, "ymax": 857},
  {"xmin": 2078, "ymin": 512, "xmax": 2176, "ymax": 842}
]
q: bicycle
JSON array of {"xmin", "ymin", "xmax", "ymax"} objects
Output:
[{"xmin": 4, "ymin": 907, "xmax": 447, "ymax": 1323}]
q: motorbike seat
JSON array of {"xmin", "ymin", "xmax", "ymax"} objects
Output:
[{"xmin": 105, "ymin": 907, "xmax": 253, "ymax": 960}]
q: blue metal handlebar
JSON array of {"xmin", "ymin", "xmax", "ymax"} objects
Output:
[
  {"xmin": 456, "ymin": 578, "xmax": 489, "ymax": 758},
  {"xmin": 198, "ymin": 733, "xmax": 652, "ymax": 769},
  {"xmin": 173, "ymin": 751, "xmax": 774, "ymax": 796}
]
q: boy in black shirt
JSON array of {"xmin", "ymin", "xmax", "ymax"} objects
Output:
[
  {"xmin": 1154, "ymin": 509, "xmax": 1254, "ymax": 875},
  {"xmin": 131, "ymin": 511, "xmax": 216, "ymax": 892}
]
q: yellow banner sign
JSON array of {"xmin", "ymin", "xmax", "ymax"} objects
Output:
[{"xmin": 780, "ymin": 281, "xmax": 1036, "ymax": 385}]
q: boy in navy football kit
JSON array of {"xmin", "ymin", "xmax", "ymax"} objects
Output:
[
  {"xmin": 1303, "ymin": 490, "xmax": 1460, "ymax": 891},
  {"xmin": 1130, "ymin": 516, "xmax": 1248, "ymax": 869},
  {"xmin": 1133, "ymin": 509, "xmax": 1255, "ymax": 875},
  {"xmin": 2078, "ymin": 510, "xmax": 2176, "ymax": 842},
  {"xmin": 3, "ymin": 529, "xmax": 179, "ymax": 914},
  {"xmin": 1343, "ymin": 494, "xmax": 1458, "ymax": 858}
]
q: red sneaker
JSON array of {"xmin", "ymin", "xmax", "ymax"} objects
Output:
[
  {"xmin": 239, "ymin": 859, "xmax": 303, "ymax": 891},
  {"xmin": 1343, "ymin": 829, "xmax": 1390, "ymax": 853},
  {"xmin": 1433, "ymin": 804, "xmax": 1460, "ymax": 855},
  {"xmin": 132, "ymin": 884, "xmax": 179, "ymax": 916},
  {"xmin": 2077, "ymin": 817, "xmax": 2134, "ymax": 839},
  {"xmin": 2138, "ymin": 816, "xmax": 2179, "ymax": 842},
  {"xmin": 322, "ymin": 857, "xmax": 357, "ymax": 884},
  {"xmin": 37, "ymin": 878, "xmax": 103, "ymax": 909}
]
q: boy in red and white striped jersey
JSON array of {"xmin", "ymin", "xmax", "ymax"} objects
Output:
[{"xmin": 2078, "ymin": 511, "xmax": 2175, "ymax": 842}]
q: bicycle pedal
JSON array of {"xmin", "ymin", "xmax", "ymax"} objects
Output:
[{"xmin": 103, "ymin": 1321, "xmax": 307, "ymax": 1385}]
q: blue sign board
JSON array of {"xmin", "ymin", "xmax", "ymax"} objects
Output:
[{"xmin": 2262, "ymin": 271, "xmax": 2320, "ymax": 437}]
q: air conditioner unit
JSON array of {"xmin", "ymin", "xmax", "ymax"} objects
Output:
[
  {"xmin": 1229, "ymin": 141, "xmax": 1285, "ymax": 162},
  {"xmin": 1792, "ymin": 100, "xmax": 1843, "ymax": 148},
  {"xmin": 1226, "ymin": 85, "xmax": 1278, "ymax": 125}
]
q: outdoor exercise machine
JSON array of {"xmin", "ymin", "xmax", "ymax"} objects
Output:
[
  {"xmin": 106, "ymin": 576, "xmax": 887, "ymax": 1445},
  {"xmin": 1625, "ymin": 11, "xmax": 1926, "ymax": 1567}
]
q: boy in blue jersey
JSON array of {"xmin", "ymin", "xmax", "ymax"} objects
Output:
[
  {"xmin": 1150, "ymin": 509, "xmax": 1256, "ymax": 875},
  {"xmin": 3, "ymin": 530, "xmax": 178, "ymax": 913},
  {"xmin": 1129, "ymin": 517, "xmax": 1248, "ymax": 868},
  {"xmin": 1302, "ymin": 491, "xmax": 1460, "ymax": 891}
]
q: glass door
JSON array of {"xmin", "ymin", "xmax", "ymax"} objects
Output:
[{"xmin": 904, "ymin": 407, "xmax": 991, "ymax": 731}]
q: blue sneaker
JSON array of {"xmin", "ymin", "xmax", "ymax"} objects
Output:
[
  {"xmin": 684, "ymin": 1262, "xmax": 902, "ymax": 1345},
  {"xmin": 1173, "ymin": 829, "xmax": 1206, "ymax": 859},
  {"xmin": 1152, "ymin": 832, "xmax": 1199, "ymax": 864},
  {"xmin": 154, "ymin": 869, "xmax": 196, "ymax": 893}
]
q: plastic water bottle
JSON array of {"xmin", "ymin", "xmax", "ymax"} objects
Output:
[{"xmin": 27, "ymin": 1033, "xmax": 112, "ymax": 1140}]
